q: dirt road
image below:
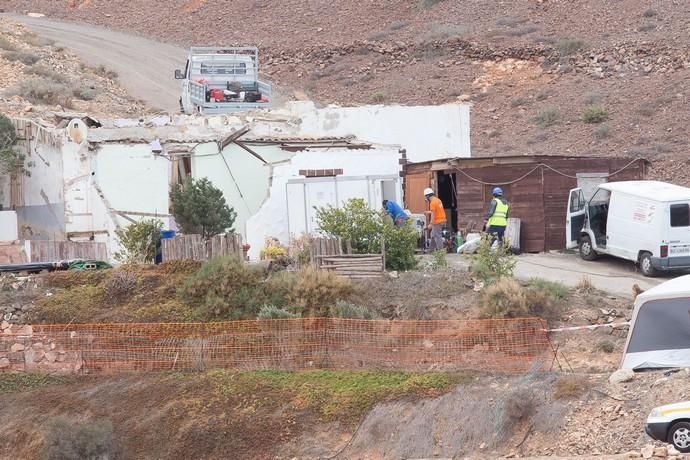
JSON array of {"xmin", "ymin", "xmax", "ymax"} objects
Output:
[{"xmin": 7, "ymin": 14, "xmax": 185, "ymax": 112}]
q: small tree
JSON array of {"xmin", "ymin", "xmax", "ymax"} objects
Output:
[
  {"xmin": 170, "ymin": 177, "xmax": 236, "ymax": 239},
  {"xmin": 114, "ymin": 218, "xmax": 163, "ymax": 264},
  {"xmin": 471, "ymin": 234, "xmax": 516, "ymax": 283}
]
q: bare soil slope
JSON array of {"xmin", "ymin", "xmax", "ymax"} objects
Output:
[{"xmin": 6, "ymin": 0, "xmax": 690, "ymax": 183}]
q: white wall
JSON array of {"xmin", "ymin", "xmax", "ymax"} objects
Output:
[
  {"xmin": 245, "ymin": 146, "xmax": 402, "ymax": 259},
  {"xmin": 61, "ymin": 143, "xmax": 171, "ymax": 259},
  {"xmin": 274, "ymin": 102, "xmax": 471, "ymax": 163},
  {"xmin": 191, "ymin": 143, "xmax": 292, "ymax": 239}
]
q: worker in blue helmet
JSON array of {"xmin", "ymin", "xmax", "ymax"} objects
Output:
[{"xmin": 485, "ymin": 186, "xmax": 510, "ymax": 245}]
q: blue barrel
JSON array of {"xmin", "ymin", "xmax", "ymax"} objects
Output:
[{"xmin": 160, "ymin": 230, "xmax": 176, "ymax": 240}]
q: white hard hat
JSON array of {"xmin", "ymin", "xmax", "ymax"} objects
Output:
[{"xmin": 423, "ymin": 188, "xmax": 434, "ymax": 196}]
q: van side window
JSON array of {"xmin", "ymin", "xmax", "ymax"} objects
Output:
[{"xmin": 670, "ymin": 204, "xmax": 690, "ymax": 227}]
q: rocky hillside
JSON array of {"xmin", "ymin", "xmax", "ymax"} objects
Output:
[
  {"xmin": 6, "ymin": 0, "xmax": 690, "ymax": 184},
  {"xmin": 0, "ymin": 17, "xmax": 149, "ymax": 118}
]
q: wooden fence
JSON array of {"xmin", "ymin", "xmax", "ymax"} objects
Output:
[
  {"xmin": 312, "ymin": 237, "xmax": 385, "ymax": 279},
  {"xmin": 26, "ymin": 240, "xmax": 108, "ymax": 263},
  {"xmin": 161, "ymin": 234, "xmax": 243, "ymax": 262}
]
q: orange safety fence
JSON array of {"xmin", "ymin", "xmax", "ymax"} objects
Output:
[{"xmin": 1, "ymin": 318, "xmax": 554, "ymax": 374}]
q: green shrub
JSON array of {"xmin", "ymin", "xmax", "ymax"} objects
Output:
[
  {"xmin": 114, "ymin": 219, "xmax": 163, "ymax": 264},
  {"xmin": 330, "ymin": 301, "xmax": 378, "ymax": 319},
  {"xmin": 179, "ymin": 257, "xmax": 269, "ymax": 320},
  {"xmin": 528, "ymin": 278, "xmax": 569, "ymax": 301},
  {"xmin": 316, "ymin": 198, "xmax": 417, "ymax": 271},
  {"xmin": 382, "ymin": 221, "xmax": 418, "ymax": 271},
  {"xmin": 257, "ymin": 305, "xmax": 299, "ymax": 319},
  {"xmin": 582, "ymin": 106, "xmax": 608, "ymax": 123},
  {"xmin": 0, "ymin": 114, "xmax": 31, "ymax": 177},
  {"xmin": 427, "ymin": 249, "xmax": 447, "ymax": 271},
  {"xmin": 42, "ymin": 417, "xmax": 117, "ymax": 460},
  {"xmin": 533, "ymin": 107, "xmax": 559, "ymax": 128},
  {"xmin": 372, "ymin": 92, "xmax": 386, "ymax": 103},
  {"xmin": 471, "ymin": 235, "xmax": 516, "ymax": 283}
]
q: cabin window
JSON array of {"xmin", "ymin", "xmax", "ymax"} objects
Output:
[{"xmin": 670, "ymin": 204, "xmax": 690, "ymax": 227}]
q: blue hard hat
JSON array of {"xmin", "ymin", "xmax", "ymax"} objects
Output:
[{"xmin": 492, "ymin": 187, "xmax": 503, "ymax": 196}]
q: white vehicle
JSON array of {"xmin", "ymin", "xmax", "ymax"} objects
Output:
[
  {"xmin": 175, "ymin": 47, "xmax": 271, "ymax": 114},
  {"xmin": 566, "ymin": 180, "xmax": 690, "ymax": 276},
  {"xmin": 646, "ymin": 402, "xmax": 690, "ymax": 452}
]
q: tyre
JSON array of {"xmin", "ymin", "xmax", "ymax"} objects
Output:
[
  {"xmin": 579, "ymin": 235, "xmax": 597, "ymax": 261},
  {"xmin": 639, "ymin": 251, "xmax": 658, "ymax": 277},
  {"xmin": 668, "ymin": 421, "xmax": 690, "ymax": 453}
]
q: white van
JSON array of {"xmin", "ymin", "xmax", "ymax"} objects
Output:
[{"xmin": 566, "ymin": 180, "xmax": 690, "ymax": 276}]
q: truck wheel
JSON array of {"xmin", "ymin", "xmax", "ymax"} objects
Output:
[
  {"xmin": 668, "ymin": 421, "xmax": 690, "ymax": 453},
  {"xmin": 579, "ymin": 235, "xmax": 597, "ymax": 261},
  {"xmin": 639, "ymin": 251, "xmax": 658, "ymax": 277}
]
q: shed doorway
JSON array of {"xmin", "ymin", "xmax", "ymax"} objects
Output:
[{"xmin": 436, "ymin": 171, "xmax": 457, "ymax": 231}]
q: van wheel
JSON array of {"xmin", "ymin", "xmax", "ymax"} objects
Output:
[
  {"xmin": 639, "ymin": 252, "xmax": 658, "ymax": 277},
  {"xmin": 579, "ymin": 235, "xmax": 597, "ymax": 261},
  {"xmin": 668, "ymin": 421, "xmax": 690, "ymax": 453}
]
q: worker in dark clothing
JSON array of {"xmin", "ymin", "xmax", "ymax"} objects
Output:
[
  {"xmin": 382, "ymin": 200, "xmax": 408, "ymax": 227},
  {"xmin": 485, "ymin": 187, "xmax": 509, "ymax": 245}
]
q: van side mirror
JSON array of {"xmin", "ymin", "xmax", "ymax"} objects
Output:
[{"xmin": 174, "ymin": 69, "xmax": 184, "ymax": 80}]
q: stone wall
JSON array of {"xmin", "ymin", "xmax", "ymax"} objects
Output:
[{"xmin": 0, "ymin": 322, "xmax": 83, "ymax": 374}]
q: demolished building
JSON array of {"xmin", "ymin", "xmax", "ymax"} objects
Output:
[{"xmin": 4, "ymin": 102, "xmax": 471, "ymax": 261}]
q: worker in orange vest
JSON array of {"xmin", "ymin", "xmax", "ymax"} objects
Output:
[{"xmin": 424, "ymin": 187, "xmax": 447, "ymax": 252}]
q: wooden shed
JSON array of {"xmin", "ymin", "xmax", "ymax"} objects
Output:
[{"xmin": 403, "ymin": 155, "xmax": 649, "ymax": 253}]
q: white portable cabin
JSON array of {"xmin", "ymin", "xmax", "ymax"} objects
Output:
[
  {"xmin": 622, "ymin": 274, "xmax": 690, "ymax": 370},
  {"xmin": 566, "ymin": 180, "xmax": 690, "ymax": 276}
]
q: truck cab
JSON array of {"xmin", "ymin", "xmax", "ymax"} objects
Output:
[
  {"xmin": 175, "ymin": 47, "xmax": 271, "ymax": 114},
  {"xmin": 566, "ymin": 180, "xmax": 690, "ymax": 276}
]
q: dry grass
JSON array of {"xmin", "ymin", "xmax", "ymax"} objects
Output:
[
  {"xmin": 3, "ymin": 50, "xmax": 41, "ymax": 65},
  {"xmin": 479, "ymin": 278, "xmax": 528, "ymax": 318},
  {"xmin": 576, "ymin": 275, "xmax": 595, "ymax": 293},
  {"xmin": 534, "ymin": 106, "xmax": 560, "ymax": 128},
  {"xmin": 417, "ymin": 22, "xmax": 467, "ymax": 43},
  {"xmin": 21, "ymin": 32, "xmax": 55, "ymax": 48},
  {"xmin": 7, "ymin": 77, "xmax": 75, "ymax": 107},
  {"xmin": 26, "ymin": 65, "xmax": 69, "ymax": 83},
  {"xmin": 597, "ymin": 340, "xmax": 616, "ymax": 354},
  {"xmin": 291, "ymin": 266, "xmax": 353, "ymax": 317},
  {"xmin": 582, "ymin": 106, "xmax": 609, "ymax": 123},
  {"xmin": 0, "ymin": 37, "xmax": 17, "ymax": 51},
  {"xmin": 557, "ymin": 37, "xmax": 586, "ymax": 56},
  {"xmin": 553, "ymin": 375, "xmax": 588, "ymax": 399}
]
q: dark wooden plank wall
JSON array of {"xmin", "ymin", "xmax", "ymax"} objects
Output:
[
  {"xmin": 439, "ymin": 157, "xmax": 646, "ymax": 253},
  {"xmin": 455, "ymin": 165, "xmax": 546, "ymax": 252}
]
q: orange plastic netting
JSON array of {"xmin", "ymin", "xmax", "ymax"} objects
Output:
[{"xmin": 10, "ymin": 318, "xmax": 553, "ymax": 374}]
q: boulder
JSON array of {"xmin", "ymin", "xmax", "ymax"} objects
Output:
[
  {"xmin": 609, "ymin": 368, "xmax": 635, "ymax": 384},
  {"xmin": 0, "ymin": 358, "xmax": 9, "ymax": 369},
  {"xmin": 641, "ymin": 444, "xmax": 654, "ymax": 459},
  {"xmin": 10, "ymin": 343, "xmax": 24, "ymax": 352}
]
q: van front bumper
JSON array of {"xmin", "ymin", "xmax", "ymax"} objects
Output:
[
  {"xmin": 645, "ymin": 421, "xmax": 669, "ymax": 442},
  {"xmin": 651, "ymin": 256, "xmax": 690, "ymax": 271}
]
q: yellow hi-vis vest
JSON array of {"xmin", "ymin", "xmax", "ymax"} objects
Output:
[{"xmin": 488, "ymin": 198, "xmax": 509, "ymax": 227}]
